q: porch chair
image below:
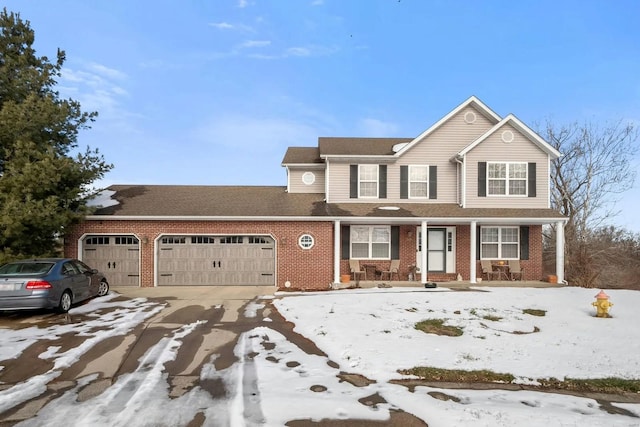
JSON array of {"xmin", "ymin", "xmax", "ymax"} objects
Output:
[
  {"xmin": 508, "ymin": 260, "xmax": 524, "ymax": 281},
  {"xmin": 349, "ymin": 259, "xmax": 367, "ymax": 281},
  {"xmin": 380, "ymin": 259, "xmax": 400, "ymax": 281},
  {"xmin": 480, "ymin": 260, "xmax": 498, "ymax": 281}
]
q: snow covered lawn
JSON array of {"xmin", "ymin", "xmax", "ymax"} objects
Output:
[{"xmin": 271, "ymin": 286, "xmax": 640, "ymax": 426}]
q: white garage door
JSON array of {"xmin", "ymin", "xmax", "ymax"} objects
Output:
[
  {"xmin": 82, "ymin": 235, "xmax": 140, "ymax": 286},
  {"xmin": 157, "ymin": 235, "xmax": 275, "ymax": 286}
]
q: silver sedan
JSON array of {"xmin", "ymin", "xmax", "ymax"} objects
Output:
[{"xmin": 0, "ymin": 258, "xmax": 109, "ymax": 313}]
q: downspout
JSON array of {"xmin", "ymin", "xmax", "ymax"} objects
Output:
[{"xmin": 454, "ymin": 155, "xmax": 465, "ymax": 207}]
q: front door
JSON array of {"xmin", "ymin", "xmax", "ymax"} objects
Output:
[{"xmin": 416, "ymin": 227, "xmax": 456, "ymax": 274}]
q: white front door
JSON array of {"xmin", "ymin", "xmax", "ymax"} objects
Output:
[{"xmin": 416, "ymin": 227, "xmax": 456, "ymax": 274}]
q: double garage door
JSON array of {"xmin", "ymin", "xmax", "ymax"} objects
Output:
[
  {"xmin": 82, "ymin": 234, "xmax": 275, "ymax": 286},
  {"xmin": 158, "ymin": 235, "xmax": 275, "ymax": 286}
]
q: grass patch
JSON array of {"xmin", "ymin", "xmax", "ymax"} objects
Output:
[
  {"xmin": 539, "ymin": 377, "xmax": 640, "ymax": 394},
  {"xmin": 523, "ymin": 308, "xmax": 546, "ymax": 317},
  {"xmin": 415, "ymin": 319, "xmax": 463, "ymax": 337},
  {"xmin": 399, "ymin": 368, "xmax": 640, "ymax": 394},
  {"xmin": 400, "ymin": 366, "xmax": 514, "ymax": 383},
  {"xmin": 482, "ymin": 314, "xmax": 502, "ymax": 322}
]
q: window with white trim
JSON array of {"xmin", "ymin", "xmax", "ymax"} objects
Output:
[
  {"xmin": 359, "ymin": 165, "xmax": 378, "ymax": 198},
  {"xmin": 481, "ymin": 226, "xmax": 519, "ymax": 259},
  {"xmin": 409, "ymin": 165, "xmax": 429, "ymax": 198},
  {"xmin": 351, "ymin": 226, "xmax": 390, "ymax": 259},
  {"xmin": 487, "ymin": 162, "xmax": 527, "ymax": 196},
  {"xmin": 298, "ymin": 234, "xmax": 314, "ymax": 249}
]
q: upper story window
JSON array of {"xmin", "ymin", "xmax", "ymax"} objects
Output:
[
  {"xmin": 359, "ymin": 165, "xmax": 378, "ymax": 198},
  {"xmin": 487, "ymin": 162, "xmax": 527, "ymax": 196},
  {"xmin": 351, "ymin": 226, "xmax": 390, "ymax": 259},
  {"xmin": 409, "ymin": 165, "xmax": 429, "ymax": 198},
  {"xmin": 480, "ymin": 226, "xmax": 519, "ymax": 259}
]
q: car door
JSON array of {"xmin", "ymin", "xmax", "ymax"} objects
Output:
[
  {"xmin": 73, "ymin": 260, "xmax": 99, "ymax": 297},
  {"xmin": 62, "ymin": 261, "xmax": 89, "ymax": 302}
]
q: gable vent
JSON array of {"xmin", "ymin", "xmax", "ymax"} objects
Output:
[{"xmin": 464, "ymin": 111, "xmax": 477, "ymax": 124}]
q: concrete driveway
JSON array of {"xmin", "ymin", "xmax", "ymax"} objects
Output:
[{"xmin": 0, "ymin": 285, "xmax": 279, "ymax": 425}]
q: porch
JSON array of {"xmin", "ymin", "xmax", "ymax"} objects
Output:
[{"xmin": 333, "ymin": 278, "xmax": 564, "ymax": 290}]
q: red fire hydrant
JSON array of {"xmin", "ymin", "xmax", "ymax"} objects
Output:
[{"xmin": 592, "ymin": 290, "xmax": 613, "ymax": 318}]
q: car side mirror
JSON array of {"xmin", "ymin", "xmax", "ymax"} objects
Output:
[{"xmin": 89, "ymin": 269, "xmax": 98, "ymax": 274}]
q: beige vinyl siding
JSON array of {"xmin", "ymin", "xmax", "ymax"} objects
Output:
[
  {"xmin": 288, "ymin": 168, "xmax": 326, "ymax": 193},
  {"xmin": 326, "ymin": 106, "xmax": 496, "ymax": 203},
  {"xmin": 465, "ymin": 123, "xmax": 550, "ymax": 208}
]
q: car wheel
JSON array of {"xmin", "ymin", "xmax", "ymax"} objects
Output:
[
  {"xmin": 58, "ymin": 291, "xmax": 72, "ymax": 313},
  {"xmin": 98, "ymin": 280, "xmax": 109, "ymax": 297}
]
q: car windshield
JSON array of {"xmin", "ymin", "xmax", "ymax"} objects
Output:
[{"xmin": 0, "ymin": 262, "xmax": 55, "ymax": 275}]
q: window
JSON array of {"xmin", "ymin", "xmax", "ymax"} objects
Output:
[
  {"xmin": 220, "ymin": 236, "xmax": 243, "ymax": 244},
  {"xmin": 298, "ymin": 234, "xmax": 314, "ymax": 249},
  {"xmin": 161, "ymin": 236, "xmax": 186, "ymax": 244},
  {"xmin": 350, "ymin": 226, "xmax": 390, "ymax": 259},
  {"xmin": 359, "ymin": 165, "xmax": 378, "ymax": 198},
  {"xmin": 409, "ymin": 165, "xmax": 429, "ymax": 198},
  {"xmin": 115, "ymin": 236, "xmax": 139, "ymax": 245},
  {"xmin": 487, "ymin": 162, "xmax": 527, "ymax": 196},
  {"xmin": 481, "ymin": 227, "xmax": 519, "ymax": 259},
  {"xmin": 191, "ymin": 236, "xmax": 215, "ymax": 244},
  {"xmin": 249, "ymin": 236, "xmax": 269, "ymax": 244},
  {"xmin": 86, "ymin": 236, "xmax": 110, "ymax": 245}
]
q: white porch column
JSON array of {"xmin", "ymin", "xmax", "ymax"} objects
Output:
[
  {"xmin": 334, "ymin": 220, "xmax": 341, "ymax": 284},
  {"xmin": 556, "ymin": 220, "xmax": 565, "ymax": 284},
  {"xmin": 470, "ymin": 221, "xmax": 477, "ymax": 284},
  {"xmin": 420, "ymin": 220, "xmax": 428, "ymax": 284}
]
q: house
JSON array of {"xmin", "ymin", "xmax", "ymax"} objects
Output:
[{"xmin": 64, "ymin": 96, "xmax": 567, "ymax": 290}]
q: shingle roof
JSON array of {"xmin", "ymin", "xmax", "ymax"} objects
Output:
[
  {"xmin": 281, "ymin": 147, "xmax": 322, "ymax": 164},
  {"xmin": 318, "ymin": 137, "xmax": 413, "ymax": 156},
  {"xmin": 90, "ymin": 185, "xmax": 564, "ymax": 222}
]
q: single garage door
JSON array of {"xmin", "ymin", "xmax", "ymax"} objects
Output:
[
  {"xmin": 82, "ymin": 235, "xmax": 140, "ymax": 286},
  {"xmin": 157, "ymin": 235, "xmax": 275, "ymax": 286}
]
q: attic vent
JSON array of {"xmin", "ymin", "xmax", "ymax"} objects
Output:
[
  {"xmin": 501, "ymin": 130, "xmax": 514, "ymax": 143},
  {"xmin": 302, "ymin": 171, "xmax": 316, "ymax": 185},
  {"xmin": 464, "ymin": 111, "xmax": 477, "ymax": 124},
  {"xmin": 392, "ymin": 143, "xmax": 408, "ymax": 153}
]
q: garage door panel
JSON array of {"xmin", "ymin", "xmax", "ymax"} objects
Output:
[
  {"xmin": 157, "ymin": 235, "xmax": 275, "ymax": 286},
  {"xmin": 82, "ymin": 236, "xmax": 140, "ymax": 286}
]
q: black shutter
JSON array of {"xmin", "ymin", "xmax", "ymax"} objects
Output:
[
  {"xmin": 429, "ymin": 165, "xmax": 437, "ymax": 199},
  {"xmin": 478, "ymin": 162, "xmax": 487, "ymax": 197},
  {"xmin": 341, "ymin": 226, "xmax": 350, "ymax": 259},
  {"xmin": 391, "ymin": 226, "xmax": 400, "ymax": 259},
  {"xmin": 350, "ymin": 165, "xmax": 358, "ymax": 199},
  {"xmin": 476, "ymin": 225, "xmax": 481, "ymax": 260},
  {"xmin": 379, "ymin": 165, "xmax": 387, "ymax": 199},
  {"xmin": 520, "ymin": 226, "xmax": 530, "ymax": 260},
  {"xmin": 528, "ymin": 163, "xmax": 536, "ymax": 197},
  {"xmin": 400, "ymin": 166, "xmax": 408, "ymax": 199}
]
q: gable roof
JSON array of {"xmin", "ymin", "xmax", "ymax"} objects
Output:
[
  {"xmin": 457, "ymin": 114, "xmax": 562, "ymax": 159},
  {"xmin": 393, "ymin": 96, "xmax": 502, "ymax": 157}
]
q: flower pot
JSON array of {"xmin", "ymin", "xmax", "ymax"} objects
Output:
[{"xmin": 340, "ymin": 274, "xmax": 351, "ymax": 284}]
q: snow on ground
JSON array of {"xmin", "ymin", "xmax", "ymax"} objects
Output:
[
  {"xmin": 0, "ymin": 293, "xmax": 164, "ymax": 413},
  {"xmin": 2, "ymin": 287, "xmax": 640, "ymax": 426}
]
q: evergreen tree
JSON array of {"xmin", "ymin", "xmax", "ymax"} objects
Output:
[{"xmin": 0, "ymin": 8, "xmax": 112, "ymax": 261}]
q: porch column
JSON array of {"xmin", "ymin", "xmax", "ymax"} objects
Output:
[
  {"xmin": 470, "ymin": 221, "xmax": 477, "ymax": 284},
  {"xmin": 556, "ymin": 220, "xmax": 565, "ymax": 284},
  {"xmin": 334, "ymin": 220, "xmax": 341, "ymax": 284},
  {"xmin": 420, "ymin": 220, "xmax": 428, "ymax": 284}
]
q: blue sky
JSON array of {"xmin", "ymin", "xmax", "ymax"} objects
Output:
[{"xmin": 4, "ymin": 0, "xmax": 640, "ymax": 231}]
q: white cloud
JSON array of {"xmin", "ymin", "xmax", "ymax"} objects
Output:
[
  {"xmin": 239, "ymin": 40, "xmax": 271, "ymax": 48},
  {"xmin": 86, "ymin": 62, "xmax": 128, "ymax": 80},
  {"xmin": 356, "ymin": 118, "xmax": 399, "ymax": 137},
  {"xmin": 237, "ymin": 0, "xmax": 249, "ymax": 8},
  {"xmin": 208, "ymin": 22, "xmax": 254, "ymax": 32},
  {"xmin": 285, "ymin": 47, "xmax": 311, "ymax": 57},
  {"xmin": 311, "ymin": 0, "xmax": 324, "ymax": 5}
]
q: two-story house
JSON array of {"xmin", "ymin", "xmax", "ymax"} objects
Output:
[{"xmin": 64, "ymin": 96, "xmax": 567, "ymax": 290}]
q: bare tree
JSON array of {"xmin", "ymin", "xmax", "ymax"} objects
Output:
[{"xmin": 541, "ymin": 120, "xmax": 638, "ymax": 287}]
